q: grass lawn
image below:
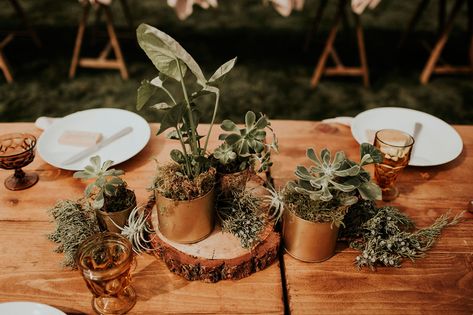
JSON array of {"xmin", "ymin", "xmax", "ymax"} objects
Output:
[{"xmin": 0, "ymin": 0, "xmax": 472, "ymax": 124}]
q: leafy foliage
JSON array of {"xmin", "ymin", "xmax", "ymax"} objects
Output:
[
  {"xmin": 341, "ymin": 203, "xmax": 464, "ymax": 270},
  {"xmin": 214, "ymin": 111, "xmax": 278, "ymax": 173},
  {"xmin": 48, "ymin": 199, "xmax": 100, "ymax": 269},
  {"xmin": 73, "ymin": 155, "xmax": 132, "ymax": 211},
  {"xmin": 288, "ymin": 143, "xmax": 383, "ymax": 205},
  {"xmin": 136, "ymin": 23, "xmax": 237, "ymax": 181}
]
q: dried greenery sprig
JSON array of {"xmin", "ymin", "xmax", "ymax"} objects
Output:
[
  {"xmin": 48, "ymin": 199, "xmax": 100, "ymax": 268},
  {"xmin": 344, "ymin": 205, "xmax": 464, "ymax": 270},
  {"xmin": 217, "ymin": 189, "xmax": 267, "ymax": 249}
]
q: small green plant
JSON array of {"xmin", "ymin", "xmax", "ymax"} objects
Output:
[
  {"xmin": 136, "ymin": 23, "xmax": 236, "ymax": 183},
  {"xmin": 213, "ymin": 111, "xmax": 278, "ymax": 173},
  {"xmin": 73, "ymin": 155, "xmax": 135, "ymax": 211},
  {"xmin": 283, "ymin": 143, "xmax": 383, "ymax": 226}
]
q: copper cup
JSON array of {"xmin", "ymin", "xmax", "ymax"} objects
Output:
[{"xmin": 374, "ymin": 129, "xmax": 414, "ymax": 201}]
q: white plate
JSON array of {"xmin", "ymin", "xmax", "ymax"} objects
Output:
[
  {"xmin": 0, "ymin": 301, "xmax": 66, "ymax": 315},
  {"xmin": 351, "ymin": 107, "xmax": 463, "ymax": 166},
  {"xmin": 38, "ymin": 108, "xmax": 151, "ymax": 171}
]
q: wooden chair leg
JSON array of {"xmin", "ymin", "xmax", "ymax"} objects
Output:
[
  {"xmin": 354, "ymin": 14, "xmax": 369, "ymax": 87},
  {"xmin": 310, "ymin": 2, "xmax": 343, "ymax": 88},
  {"xmin": 399, "ymin": 0, "xmax": 431, "ymax": 49},
  {"xmin": 0, "ymin": 34, "xmax": 15, "ymax": 83},
  {"xmin": 69, "ymin": 4, "xmax": 90, "ymax": 79},
  {"xmin": 304, "ymin": 0, "xmax": 328, "ymax": 51},
  {"xmin": 104, "ymin": 6, "xmax": 129, "ymax": 79},
  {"xmin": 420, "ymin": 0, "xmax": 466, "ymax": 84},
  {"xmin": 8, "ymin": 0, "xmax": 41, "ymax": 48}
]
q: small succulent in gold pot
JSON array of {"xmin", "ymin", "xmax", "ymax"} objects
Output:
[
  {"xmin": 74, "ymin": 155, "xmax": 136, "ymax": 233},
  {"xmin": 282, "ymin": 143, "xmax": 383, "ymax": 262}
]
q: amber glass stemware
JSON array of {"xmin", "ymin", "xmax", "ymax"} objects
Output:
[{"xmin": 0, "ymin": 133, "xmax": 38, "ymax": 191}]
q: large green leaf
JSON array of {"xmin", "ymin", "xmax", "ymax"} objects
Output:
[
  {"xmin": 360, "ymin": 143, "xmax": 383, "ymax": 165},
  {"xmin": 358, "ymin": 181, "xmax": 382, "ymax": 200},
  {"xmin": 137, "ymin": 24, "xmax": 207, "ymax": 86},
  {"xmin": 137, "ymin": 80, "xmax": 156, "ymax": 110},
  {"xmin": 208, "ymin": 57, "xmax": 237, "ymax": 86},
  {"xmin": 157, "ymin": 103, "xmax": 185, "ymax": 135},
  {"xmin": 151, "ymin": 102, "xmax": 173, "ymax": 110}
]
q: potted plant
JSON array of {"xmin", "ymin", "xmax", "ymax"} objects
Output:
[
  {"xmin": 73, "ymin": 155, "xmax": 136, "ymax": 233},
  {"xmin": 281, "ymin": 143, "xmax": 383, "ymax": 262},
  {"xmin": 213, "ymin": 110, "xmax": 278, "ymax": 195},
  {"xmin": 135, "ymin": 23, "xmax": 237, "ymax": 243}
]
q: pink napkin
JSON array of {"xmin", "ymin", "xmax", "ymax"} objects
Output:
[
  {"xmin": 351, "ymin": 0, "xmax": 381, "ymax": 14},
  {"xmin": 268, "ymin": 0, "xmax": 305, "ymax": 17},
  {"xmin": 167, "ymin": 0, "xmax": 218, "ymax": 20}
]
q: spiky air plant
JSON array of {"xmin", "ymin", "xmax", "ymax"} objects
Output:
[
  {"xmin": 111, "ymin": 205, "xmax": 155, "ymax": 254},
  {"xmin": 261, "ymin": 184, "xmax": 284, "ymax": 223}
]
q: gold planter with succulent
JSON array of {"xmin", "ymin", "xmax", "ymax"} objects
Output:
[
  {"xmin": 136, "ymin": 24, "xmax": 237, "ymax": 243},
  {"xmin": 212, "ymin": 111, "xmax": 278, "ymax": 196},
  {"xmin": 73, "ymin": 156, "xmax": 136, "ymax": 233},
  {"xmin": 282, "ymin": 144, "xmax": 383, "ymax": 262}
]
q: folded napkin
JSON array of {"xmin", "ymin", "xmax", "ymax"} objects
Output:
[
  {"xmin": 78, "ymin": 0, "xmax": 112, "ymax": 6},
  {"xmin": 167, "ymin": 0, "xmax": 218, "ymax": 20},
  {"xmin": 268, "ymin": 0, "xmax": 305, "ymax": 17},
  {"xmin": 351, "ymin": 0, "xmax": 381, "ymax": 15}
]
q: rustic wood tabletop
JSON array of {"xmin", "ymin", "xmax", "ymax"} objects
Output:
[{"xmin": 0, "ymin": 121, "xmax": 471, "ymax": 314}]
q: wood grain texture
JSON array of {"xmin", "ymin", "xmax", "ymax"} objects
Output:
[
  {"xmin": 270, "ymin": 121, "xmax": 473, "ymax": 315},
  {"xmin": 0, "ymin": 122, "xmax": 284, "ymax": 314}
]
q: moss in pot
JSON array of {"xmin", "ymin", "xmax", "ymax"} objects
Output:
[
  {"xmin": 282, "ymin": 143, "xmax": 383, "ymax": 262},
  {"xmin": 73, "ymin": 155, "xmax": 136, "ymax": 233}
]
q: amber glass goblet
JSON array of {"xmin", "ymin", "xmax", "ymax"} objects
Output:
[
  {"xmin": 374, "ymin": 129, "xmax": 415, "ymax": 201},
  {"xmin": 0, "ymin": 133, "xmax": 38, "ymax": 191},
  {"xmin": 77, "ymin": 232, "xmax": 137, "ymax": 315}
]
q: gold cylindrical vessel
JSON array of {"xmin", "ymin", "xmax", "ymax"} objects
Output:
[
  {"xmin": 96, "ymin": 196, "xmax": 136, "ymax": 233},
  {"xmin": 217, "ymin": 168, "xmax": 251, "ymax": 195},
  {"xmin": 282, "ymin": 210, "xmax": 339, "ymax": 262},
  {"xmin": 156, "ymin": 188, "xmax": 215, "ymax": 244}
]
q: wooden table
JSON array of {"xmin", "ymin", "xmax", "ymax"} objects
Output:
[{"xmin": 1, "ymin": 121, "xmax": 472, "ymax": 314}]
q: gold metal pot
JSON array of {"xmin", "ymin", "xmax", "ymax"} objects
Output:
[
  {"xmin": 155, "ymin": 188, "xmax": 215, "ymax": 244},
  {"xmin": 96, "ymin": 197, "xmax": 136, "ymax": 233},
  {"xmin": 218, "ymin": 168, "xmax": 251, "ymax": 195},
  {"xmin": 282, "ymin": 209, "xmax": 340, "ymax": 262}
]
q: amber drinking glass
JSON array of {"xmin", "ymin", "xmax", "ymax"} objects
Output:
[
  {"xmin": 0, "ymin": 133, "xmax": 38, "ymax": 190},
  {"xmin": 77, "ymin": 232, "xmax": 136, "ymax": 315},
  {"xmin": 374, "ymin": 129, "xmax": 414, "ymax": 201}
]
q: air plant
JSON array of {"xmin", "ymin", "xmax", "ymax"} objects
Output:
[{"xmin": 110, "ymin": 205, "xmax": 155, "ymax": 254}]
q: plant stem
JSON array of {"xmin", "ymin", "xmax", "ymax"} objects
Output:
[
  {"xmin": 161, "ymin": 85, "xmax": 177, "ymax": 105},
  {"xmin": 176, "ymin": 126, "xmax": 192, "ymax": 176},
  {"xmin": 203, "ymin": 88, "xmax": 220, "ymax": 153},
  {"xmin": 176, "ymin": 59, "xmax": 198, "ymax": 156}
]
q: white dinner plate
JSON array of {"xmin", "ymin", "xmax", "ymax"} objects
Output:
[
  {"xmin": 38, "ymin": 108, "xmax": 151, "ymax": 171},
  {"xmin": 351, "ymin": 107, "xmax": 463, "ymax": 166},
  {"xmin": 0, "ymin": 301, "xmax": 66, "ymax": 315}
]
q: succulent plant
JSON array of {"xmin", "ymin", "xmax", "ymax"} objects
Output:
[
  {"xmin": 214, "ymin": 111, "xmax": 278, "ymax": 172},
  {"xmin": 73, "ymin": 155, "xmax": 129, "ymax": 210},
  {"xmin": 288, "ymin": 143, "xmax": 383, "ymax": 206}
]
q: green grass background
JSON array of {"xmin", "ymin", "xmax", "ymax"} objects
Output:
[{"xmin": 0, "ymin": 0, "xmax": 472, "ymax": 124}]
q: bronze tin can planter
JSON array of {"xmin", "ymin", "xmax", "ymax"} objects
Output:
[
  {"xmin": 96, "ymin": 195, "xmax": 137, "ymax": 233},
  {"xmin": 155, "ymin": 188, "xmax": 216, "ymax": 244},
  {"xmin": 217, "ymin": 168, "xmax": 251, "ymax": 195},
  {"xmin": 282, "ymin": 209, "xmax": 340, "ymax": 262}
]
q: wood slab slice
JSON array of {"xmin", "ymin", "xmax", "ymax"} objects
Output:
[{"xmin": 147, "ymin": 196, "xmax": 280, "ymax": 283}]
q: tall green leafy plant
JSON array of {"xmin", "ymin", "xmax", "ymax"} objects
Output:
[{"xmin": 136, "ymin": 23, "xmax": 237, "ymax": 179}]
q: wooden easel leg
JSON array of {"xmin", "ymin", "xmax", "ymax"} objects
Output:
[
  {"xmin": 310, "ymin": 2, "xmax": 343, "ymax": 88},
  {"xmin": 69, "ymin": 4, "xmax": 90, "ymax": 79},
  {"xmin": 354, "ymin": 14, "xmax": 369, "ymax": 87},
  {"xmin": 420, "ymin": 0, "xmax": 466, "ymax": 84},
  {"xmin": 8, "ymin": 0, "xmax": 41, "ymax": 48},
  {"xmin": 119, "ymin": 0, "xmax": 134, "ymax": 32},
  {"xmin": 399, "ymin": 0, "xmax": 431, "ymax": 49},
  {"xmin": 104, "ymin": 6, "xmax": 129, "ymax": 79},
  {"xmin": 304, "ymin": 0, "xmax": 328, "ymax": 51}
]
